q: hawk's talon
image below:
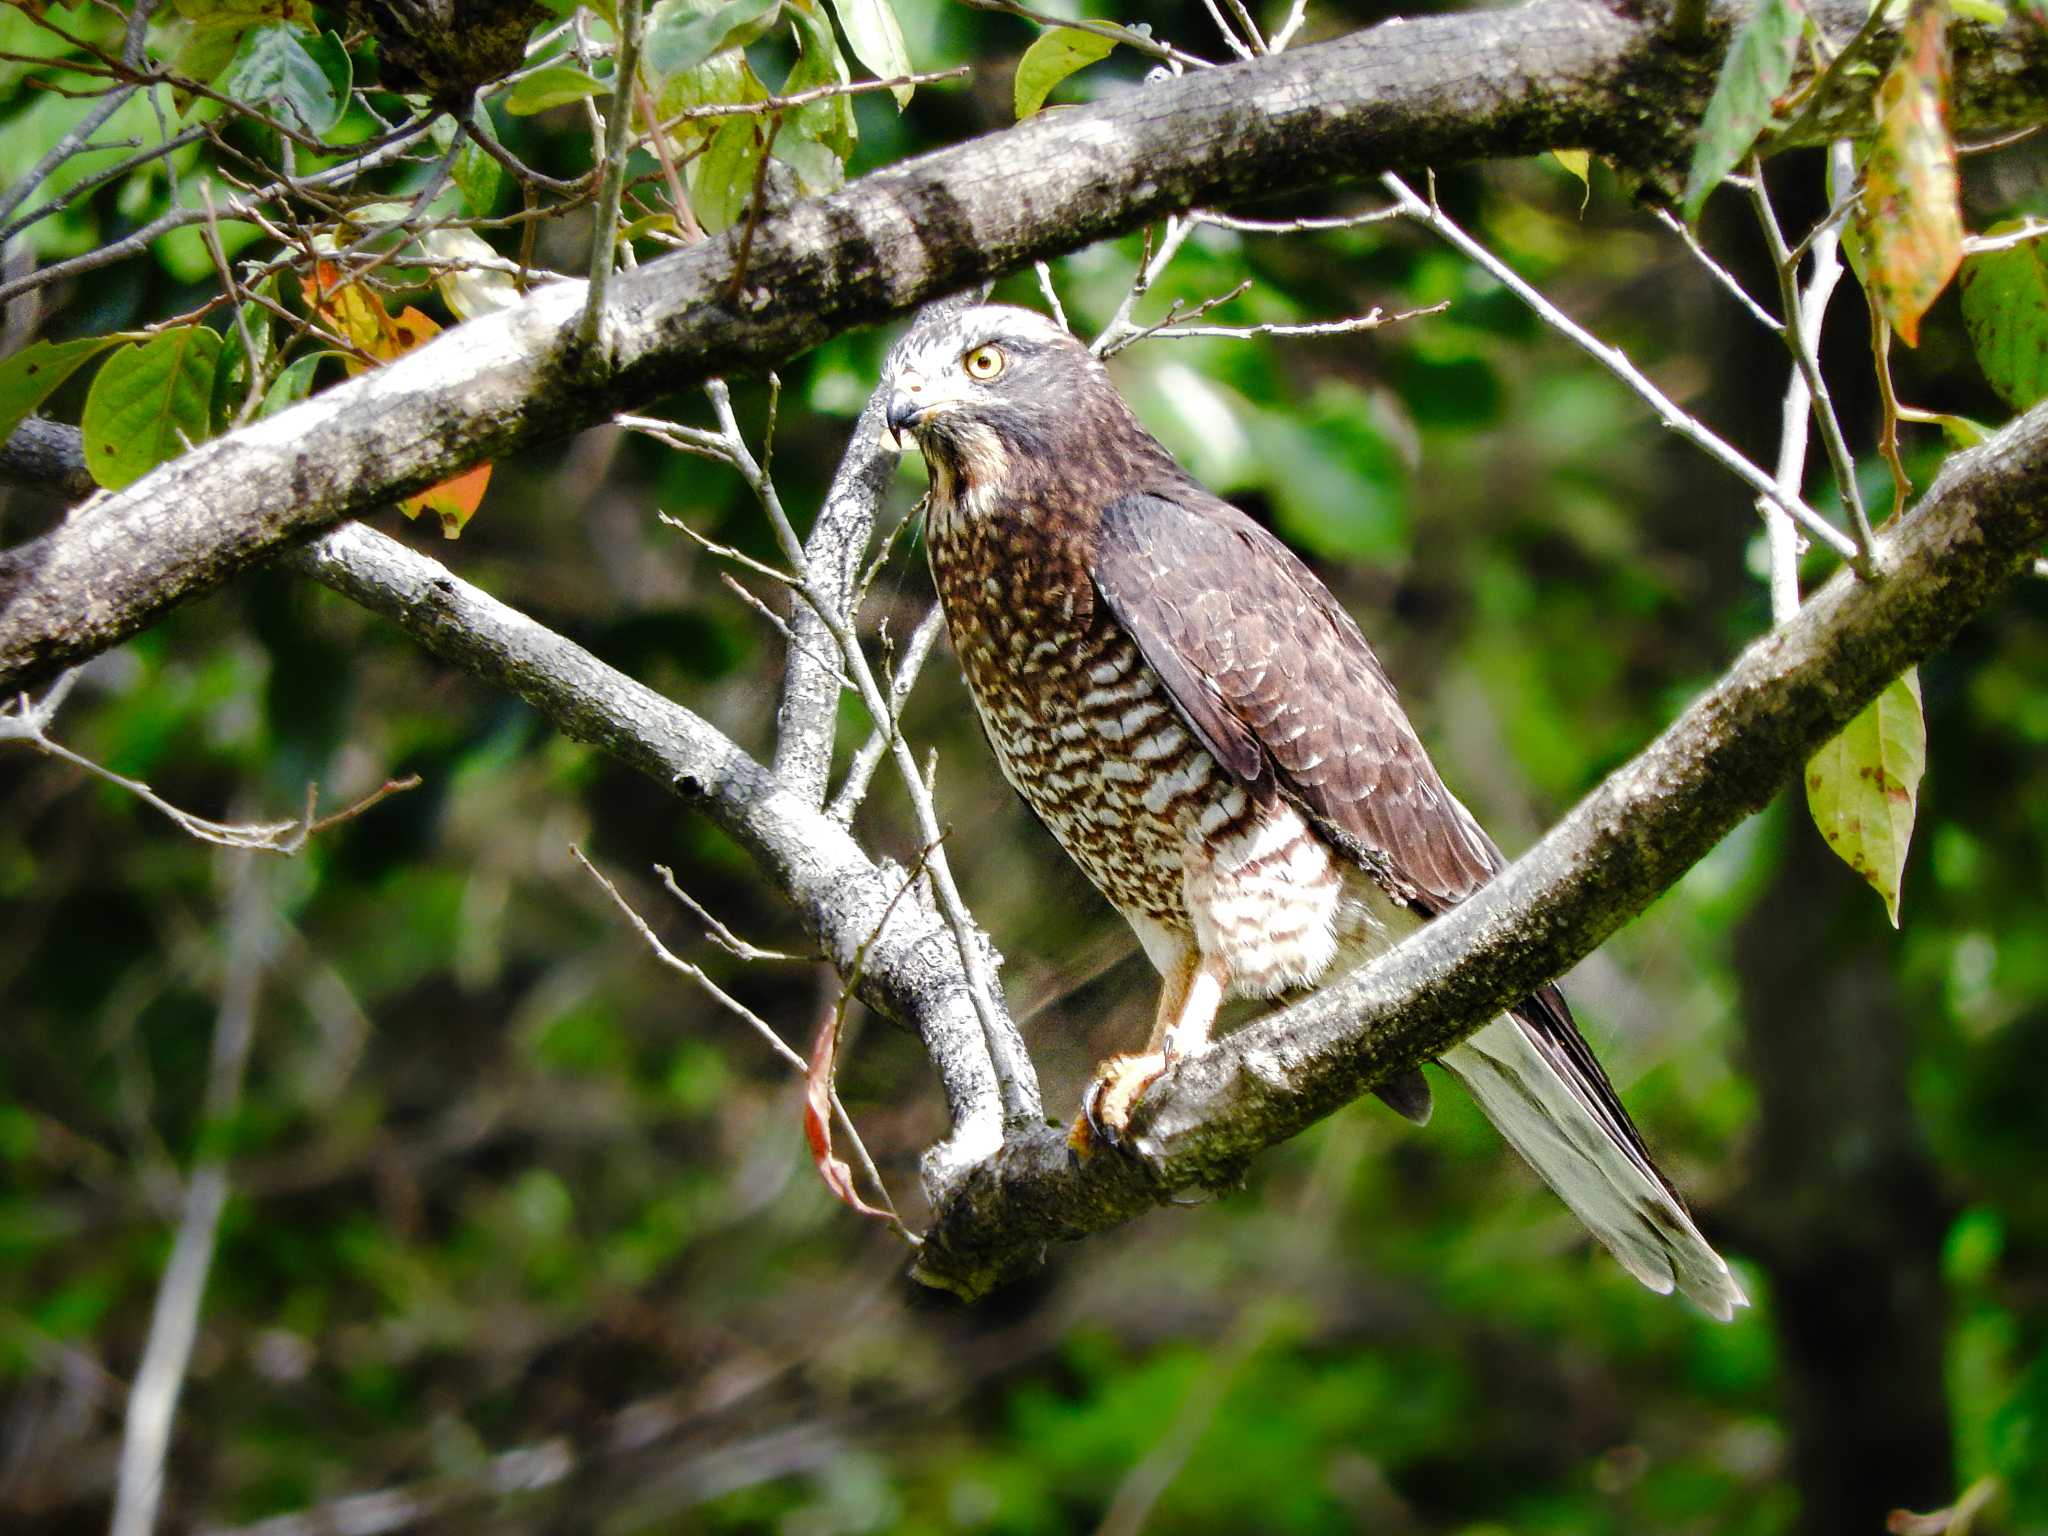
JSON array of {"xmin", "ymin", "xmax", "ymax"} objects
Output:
[{"xmin": 1067, "ymin": 1051, "xmax": 1168, "ymax": 1160}]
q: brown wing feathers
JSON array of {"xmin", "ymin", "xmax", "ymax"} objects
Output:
[{"xmin": 1091, "ymin": 489, "xmax": 1669, "ymax": 1178}]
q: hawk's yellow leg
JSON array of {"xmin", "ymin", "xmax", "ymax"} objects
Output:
[{"xmin": 1070, "ymin": 948, "xmax": 1228, "ymax": 1154}]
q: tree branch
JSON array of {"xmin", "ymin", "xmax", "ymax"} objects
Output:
[
  {"xmin": 910, "ymin": 396, "xmax": 2048, "ymax": 1298},
  {"xmin": 278, "ymin": 519, "xmax": 1015, "ymax": 1186},
  {"xmin": 4, "ymin": 0, "xmax": 2043, "ymax": 692}
]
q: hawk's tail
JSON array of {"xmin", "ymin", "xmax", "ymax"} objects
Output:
[{"xmin": 1440, "ymin": 1014, "xmax": 1748, "ymax": 1321}]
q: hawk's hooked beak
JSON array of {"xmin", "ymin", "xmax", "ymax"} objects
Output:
[{"xmin": 885, "ymin": 370, "xmax": 932, "ymax": 449}]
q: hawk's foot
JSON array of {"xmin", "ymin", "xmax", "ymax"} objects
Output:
[{"xmin": 1068, "ymin": 1051, "xmax": 1169, "ymax": 1160}]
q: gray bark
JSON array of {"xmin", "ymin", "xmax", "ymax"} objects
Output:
[
  {"xmin": 3, "ymin": 0, "xmax": 2044, "ymax": 692},
  {"xmin": 283, "ymin": 521, "xmax": 1014, "ymax": 1186}
]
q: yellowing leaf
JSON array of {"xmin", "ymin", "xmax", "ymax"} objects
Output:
[
  {"xmin": 1013, "ymin": 25, "xmax": 1119, "ymax": 118},
  {"xmin": 1552, "ymin": 149, "xmax": 1591, "ymax": 212},
  {"xmin": 299, "ymin": 267, "xmax": 492, "ymax": 534},
  {"xmin": 1806, "ymin": 668, "xmax": 1926, "ymax": 926},
  {"xmin": 1858, "ymin": 0, "xmax": 1961, "ymax": 347}
]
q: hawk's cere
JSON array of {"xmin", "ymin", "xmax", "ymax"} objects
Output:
[{"xmin": 885, "ymin": 304, "xmax": 1746, "ymax": 1320}]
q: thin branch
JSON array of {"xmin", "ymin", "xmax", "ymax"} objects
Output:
[
  {"xmin": 572, "ymin": 845, "xmax": 809, "ymax": 1073},
  {"xmin": 1650, "ymin": 205, "xmax": 1782, "ymax": 332},
  {"xmin": 1382, "ymin": 171, "xmax": 1865, "ymax": 570},
  {"xmin": 703, "ymin": 380, "xmax": 1043, "ymax": 1128},
  {"xmin": 1105, "ymin": 300, "xmax": 1447, "ymax": 354},
  {"xmin": 1748, "ymin": 157, "xmax": 1875, "ymax": 558},
  {"xmin": 657, "ymin": 863, "xmax": 805, "ymax": 962},
  {"xmin": 0, "ymin": 677, "xmax": 419, "ymax": 853},
  {"xmin": 829, "ymin": 602, "xmax": 945, "ymax": 825},
  {"xmin": 572, "ymin": 846, "xmax": 911, "ymax": 1238},
  {"xmin": 1093, "ymin": 216, "xmax": 1198, "ymax": 355},
  {"xmin": 953, "ymin": 0, "xmax": 1214, "ymax": 69},
  {"xmin": 649, "ymin": 67, "xmax": 968, "ymax": 131},
  {"xmin": 580, "ymin": 0, "xmax": 647, "ymax": 354},
  {"xmin": 1193, "ymin": 205, "xmax": 1402, "ymax": 234}
]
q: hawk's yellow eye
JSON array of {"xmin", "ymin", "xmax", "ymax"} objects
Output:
[{"xmin": 962, "ymin": 344, "xmax": 1006, "ymax": 381}]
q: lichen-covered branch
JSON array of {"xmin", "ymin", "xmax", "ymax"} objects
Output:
[
  {"xmin": 4, "ymin": 0, "xmax": 2043, "ymax": 692},
  {"xmin": 282, "ymin": 521, "xmax": 1015, "ymax": 1186}
]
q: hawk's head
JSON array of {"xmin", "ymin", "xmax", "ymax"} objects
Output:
[{"xmin": 883, "ymin": 304, "xmax": 1106, "ymax": 472}]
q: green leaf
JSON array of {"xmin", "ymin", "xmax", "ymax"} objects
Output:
[
  {"xmin": 774, "ymin": 126, "xmax": 844, "ymax": 194},
  {"xmin": 80, "ymin": 327, "xmax": 222, "ymax": 490},
  {"xmin": 646, "ymin": 0, "xmax": 783, "ymax": 78},
  {"xmin": 787, "ymin": 0, "xmax": 855, "ymax": 157},
  {"xmin": 691, "ymin": 115, "xmax": 765, "ymax": 234},
  {"xmin": 260, "ymin": 352, "xmax": 326, "ymax": 417},
  {"xmin": 0, "ymin": 336, "xmax": 124, "ymax": 445},
  {"xmin": 1898, "ymin": 407, "xmax": 1993, "ymax": 449},
  {"xmin": 654, "ymin": 49, "xmax": 769, "ymax": 152},
  {"xmin": 1961, "ymin": 229, "xmax": 2048, "ymax": 410},
  {"xmin": 452, "ymin": 135, "xmax": 504, "ymax": 217},
  {"xmin": 216, "ymin": 22, "xmax": 351, "ymax": 136},
  {"xmin": 505, "ymin": 64, "xmax": 610, "ymax": 115},
  {"xmin": 1013, "ymin": 25, "xmax": 1119, "ymax": 118},
  {"xmin": 1681, "ymin": 0, "xmax": 1809, "ymax": 222},
  {"xmin": 1858, "ymin": 0, "xmax": 1961, "ymax": 347},
  {"xmin": 828, "ymin": 0, "xmax": 913, "ymax": 105},
  {"xmin": 1806, "ymin": 668, "xmax": 1926, "ymax": 927},
  {"xmin": 209, "ymin": 292, "xmax": 274, "ymax": 427}
]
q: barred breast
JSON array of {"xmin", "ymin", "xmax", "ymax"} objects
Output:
[{"xmin": 929, "ymin": 510, "xmax": 1364, "ymax": 1001}]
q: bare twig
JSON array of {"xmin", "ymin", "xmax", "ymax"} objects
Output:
[
  {"xmin": 953, "ymin": 0, "xmax": 1213, "ymax": 69},
  {"xmin": 1651, "ymin": 205, "xmax": 1782, "ymax": 332},
  {"xmin": 572, "ymin": 846, "xmax": 911, "ymax": 1238},
  {"xmin": 580, "ymin": 0, "xmax": 647, "ymax": 354},
  {"xmin": 829, "ymin": 602, "xmax": 946, "ymax": 824},
  {"xmin": 1382, "ymin": 171, "xmax": 1865, "ymax": 569},
  {"xmin": 1962, "ymin": 217, "xmax": 2048, "ymax": 254},
  {"xmin": 702, "ymin": 380, "xmax": 1042, "ymax": 1127},
  {"xmin": 1105, "ymin": 300, "xmax": 1447, "ymax": 355},
  {"xmin": 1093, "ymin": 216, "xmax": 1199, "ymax": 354},
  {"xmin": 0, "ymin": 676, "xmax": 419, "ymax": 854},
  {"xmin": 656, "ymin": 863, "xmax": 805, "ymax": 962},
  {"xmin": 1748, "ymin": 156, "xmax": 1875, "ymax": 559}
]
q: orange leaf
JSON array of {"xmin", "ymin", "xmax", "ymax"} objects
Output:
[
  {"xmin": 802, "ymin": 1007, "xmax": 895, "ymax": 1224},
  {"xmin": 303, "ymin": 262, "xmax": 490, "ymax": 531},
  {"xmin": 400, "ymin": 460, "xmax": 490, "ymax": 539},
  {"xmin": 1859, "ymin": 0, "xmax": 1961, "ymax": 347}
]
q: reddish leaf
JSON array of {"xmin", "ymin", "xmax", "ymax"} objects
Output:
[
  {"xmin": 1859, "ymin": 0, "xmax": 1961, "ymax": 347},
  {"xmin": 804, "ymin": 1008, "xmax": 895, "ymax": 1222}
]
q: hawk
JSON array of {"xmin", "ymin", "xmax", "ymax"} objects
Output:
[{"xmin": 884, "ymin": 304, "xmax": 1745, "ymax": 1319}]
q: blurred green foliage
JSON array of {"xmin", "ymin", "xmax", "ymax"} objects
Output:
[{"xmin": 5, "ymin": 0, "xmax": 2048, "ymax": 1532}]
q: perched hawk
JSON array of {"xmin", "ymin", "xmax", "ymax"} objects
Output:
[{"xmin": 885, "ymin": 304, "xmax": 1745, "ymax": 1319}]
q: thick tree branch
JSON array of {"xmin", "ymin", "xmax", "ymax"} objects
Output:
[
  {"xmin": 910, "ymin": 397, "xmax": 2048, "ymax": 1298},
  {"xmin": 3, "ymin": 0, "xmax": 2042, "ymax": 692},
  {"xmin": 280, "ymin": 521, "xmax": 1015, "ymax": 1186}
]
